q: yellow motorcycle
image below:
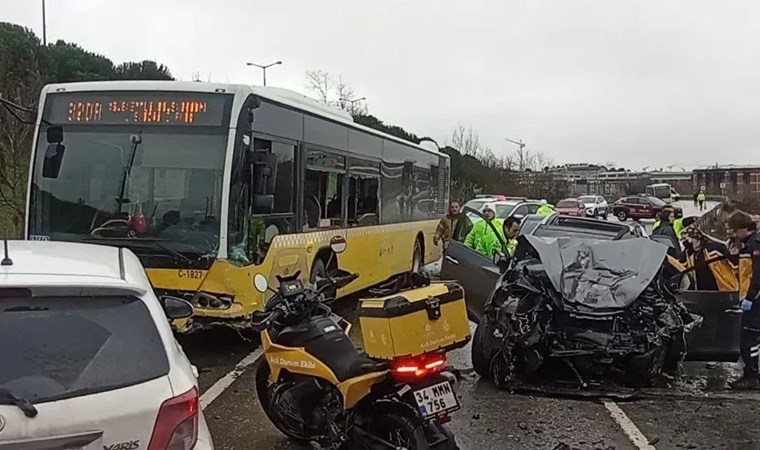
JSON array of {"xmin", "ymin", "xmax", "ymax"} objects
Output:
[{"xmin": 251, "ymin": 247, "xmax": 460, "ymax": 449}]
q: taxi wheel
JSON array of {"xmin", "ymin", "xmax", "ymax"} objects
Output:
[{"xmin": 617, "ymin": 211, "xmax": 628, "ymax": 221}]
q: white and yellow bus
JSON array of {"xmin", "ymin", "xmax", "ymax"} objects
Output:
[{"xmin": 25, "ymin": 81, "xmax": 450, "ymax": 331}]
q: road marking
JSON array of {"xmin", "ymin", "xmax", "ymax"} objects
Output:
[
  {"xmin": 200, "ymin": 349, "xmax": 263, "ymax": 410},
  {"xmin": 603, "ymin": 400, "xmax": 657, "ymax": 450}
]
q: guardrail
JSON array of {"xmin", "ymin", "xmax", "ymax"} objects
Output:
[{"xmin": 694, "ymin": 201, "xmax": 726, "ymax": 238}]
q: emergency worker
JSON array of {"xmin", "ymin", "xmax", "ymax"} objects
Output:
[
  {"xmin": 681, "ymin": 227, "xmax": 738, "ymax": 292},
  {"xmin": 464, "ymin": 203, "xmax": 505, "ymax": 258},
  {"xmin": 727, "ymin": 212, "xmax": 760, "ymax": 390},
  {"xmin": 697, "ymin": 190, "xmax": 707, "ymax": 211},
  {"xmin": 653, "ymin": 207, "xmax": 684, "ymax": 239},
  {"xmin": 651, "ymin": 209, "xmax": 679, "ymax": 247},
  {"xmin": 503, "ymin": 216, "xmax": 521, "ymax": 256},
  {"xmin": 434, "ymin": 200, "xmax": 461, "ymax": 250},
  {"xmin": 536, "ymin": 199, "xmax": 554, "ymax": 216}
]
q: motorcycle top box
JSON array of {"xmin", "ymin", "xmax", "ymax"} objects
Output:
[{"xmin": 358, "ymin": 280, "xmax": 471, "ymax": 360}]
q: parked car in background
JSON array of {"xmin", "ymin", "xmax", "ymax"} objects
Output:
[
  {"xmin": 463, "ymin": 198, "xmax": 542, "ymax": 220},
  {"xmin": 577, "ymin": 195, "xmax": 609, "ymax": 218},
  {"xmin": 0, "ymin": 240, "xmax": 214, "ymax": 450},
  {"xmin": 612, "ymin": 195, "xmax": 683, "ymax": 221},
  {"xmin": 555, "ymin": 198, "xmax": 586, "ymax": 217}
]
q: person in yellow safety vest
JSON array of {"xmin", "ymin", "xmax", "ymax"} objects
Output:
[
  {"xmin": 697, "ymin": 191, "xmax": 707, "ymax": 211},
  {"xmin": 653, "ymin": 207, "xmax": 684, "ymax": 239},
  {"xmin": 503, "ymin": 216, "xmax": 522, "ymax": 256},
  {"xmin": 536, "ymin": 199, "xmax": 555, "ymax": 216},
  {"xmin": 464, "ymin": 203, "xmax": 505, "ymax": 258}
]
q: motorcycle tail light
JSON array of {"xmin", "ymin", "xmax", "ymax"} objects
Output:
[{"xmin": 390, "ymin": 353, "xmax": 447, "ymax": 382}]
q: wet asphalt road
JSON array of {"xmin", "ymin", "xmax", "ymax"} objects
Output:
[{"xmin": 178, "ymin": 201, "xmax": 760, "ymax": 450}]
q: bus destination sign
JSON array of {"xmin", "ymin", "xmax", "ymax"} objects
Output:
[{"xmin": 45, "ymin": 91, "xmax": 229, "ymax": 127}]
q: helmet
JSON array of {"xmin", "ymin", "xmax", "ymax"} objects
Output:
[
  {"xmin": 540, "ymin": 199, "xmax": 547, "ymax": 205},
  {"xmin": 482, "ymin": 203, "xmax": 496, "ymax": 214}
]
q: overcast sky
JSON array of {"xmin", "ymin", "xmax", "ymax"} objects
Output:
[{"xmin": 5, "ymin": 0, "xmax": 760, "ymax": 169}]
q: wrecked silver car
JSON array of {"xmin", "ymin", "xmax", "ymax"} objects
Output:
[{"xmin": 472, "ymin": 234, "xmax": 697, "ymax": 388}]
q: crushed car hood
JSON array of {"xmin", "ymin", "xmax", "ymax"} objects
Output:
[{"xmin": 519, "ymin": 235, "xmax": 668, "ymax": 310}]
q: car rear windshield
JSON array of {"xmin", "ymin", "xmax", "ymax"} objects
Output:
[
  {"xmin": 0, "ymin": 296, "xmax": 169, "ymax": 404},
  {"xmin": 557, "ymin": 200, "xmax": 581, "ymax": 208}
]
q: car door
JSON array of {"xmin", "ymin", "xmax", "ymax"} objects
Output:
[
  {"xmin": 648, "ymin": 238, "xmax": 741, "ymax": 361},
  {"xmin": 440, "ymin": 207, "xmax": 505, "ymax": 322},
  {"xmin": 680, "ymin": 290, "xmax": 741, "ymax": 362}
]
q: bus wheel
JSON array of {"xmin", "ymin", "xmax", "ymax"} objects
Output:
[
  {"xmin": 411, "ymin": 239, "xmax": 423, "ymax": 274},
  {"xmin": 310, "ymin": 258, "xmax": 327, "ymax": 283}
]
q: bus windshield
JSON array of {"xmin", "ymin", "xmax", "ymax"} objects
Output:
[{"xmin": 28, "ymin": 128, "xmax": 227, "ymax": 256}]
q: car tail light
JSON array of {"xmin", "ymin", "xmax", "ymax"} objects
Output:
[
  {"xmin": 390, "ymin": 353, "xmax": 447, "ymax": 383},
  {"xmin": 148, "ymin": 387, "xmax": 199, "ymax": 450}
]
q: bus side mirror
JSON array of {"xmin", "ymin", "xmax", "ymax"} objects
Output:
[
  {"xmin": 46, "ymin": 126, "xmax": 63, "ymax": 144},
  {"xmin": 42, "ymin": 143, "xmax": 65, "ymax": 179}
]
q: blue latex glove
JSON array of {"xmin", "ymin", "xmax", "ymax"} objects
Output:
[{"xmin": 741, "ymin": 299, "xmax": 753, "ymax": 312}]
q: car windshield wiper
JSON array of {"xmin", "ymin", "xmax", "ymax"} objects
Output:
[
  {"xmin": 0, "ymin": 386, "xmax": 38, "ymax": 418},
  {"xmin": 83, "ymin": 237, "xmax": 194, "ymax": 263}
]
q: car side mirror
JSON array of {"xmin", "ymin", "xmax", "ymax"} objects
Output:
[
  {"xmin": 160, "ymin": 296, "xmax": 194, "ymax": 320},
  {"xmin": 42, "ymin": 143, "xmax": 66, "ymax": 179}
]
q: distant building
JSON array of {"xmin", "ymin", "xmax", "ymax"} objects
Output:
[{"xmin": 693, "ymin": 165, "xmax": 760, "ymax": 198}]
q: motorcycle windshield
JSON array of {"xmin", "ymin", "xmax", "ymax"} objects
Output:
[{"xmin": 518, "ymin": 235, "xmax": 668, "ymax": 310}]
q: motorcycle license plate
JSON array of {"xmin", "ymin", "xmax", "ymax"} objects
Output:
[{"xmin": 412, "ymin": 381, "xmax": 459, "ymax": 418}]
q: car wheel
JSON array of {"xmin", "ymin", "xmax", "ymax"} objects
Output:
[
  {"xmin": 617, "ymin": 211, "xmax": 628, "ymax": 221},
  {"xmin": 472, "ymin": 317, "xmax": 501, "ymax": 380}
]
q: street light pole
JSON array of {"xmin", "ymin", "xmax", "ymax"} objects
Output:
[
  {"xmin": 340, "ymin": 96, "xmax": 366, "ymax": 115},
  {"xmin": 245, "ymin": 61, "xmax": 282, "ymax": 86},
  {"xmin": 41, "ymin": 0, "xmax": 47, "ymax": 46}
]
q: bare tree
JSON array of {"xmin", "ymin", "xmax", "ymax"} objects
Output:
[
  {"xmin": 450, "ymin": 123, "xmax": 482, "ymax": 157},
  {"xmin": 305, "ymin": 70, "xmax": 332, "ymax": 103}
]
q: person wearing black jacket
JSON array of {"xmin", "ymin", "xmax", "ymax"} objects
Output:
[
  {"xmin": 651, "ymin": 209, "xmax": 679, "ymax": 248},
  {"xmin": 727, "ymin": 211, "xmax": 760, "ymax": 390}
]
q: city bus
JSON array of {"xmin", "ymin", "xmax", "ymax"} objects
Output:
[
  {"xmin": 25, "ymin": 81, "xmax": 449, "ymax": 332},
  {"xmin": 645, "ymin": 183, "xmax": 681, "ymax": 203}
]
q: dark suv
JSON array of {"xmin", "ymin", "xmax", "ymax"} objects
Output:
[{"xmin": 612, "ymin": 195, "xmax": 683, "ymax": 221}]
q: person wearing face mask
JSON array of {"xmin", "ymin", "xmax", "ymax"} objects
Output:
[
  {"xmin": 727, "ymin": 211, "xmax": 760, "ymax": 389},
  {"xmin": 681, "ymin": 226, "xmax": 737, "ymax": 292},
  {"xmin": 433, "ymin": 200, "xmax": 462, "ymax": 250},
  {"xmin": 464, "ymin": 203, "xmax": 505, "ymax": 257}
]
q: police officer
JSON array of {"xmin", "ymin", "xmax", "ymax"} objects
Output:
[
  {"xmin": 536, "ymin": 199, "xmax": 554, "ymax": 216},
  {"xmin": 728, "ymin": 211, "xmax": 760, "ymax": 389},
  {"xmin": 464, "ymin": 203, "xmax": 505, "ymax": 257}
]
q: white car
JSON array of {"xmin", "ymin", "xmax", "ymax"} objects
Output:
[
  {"xmin": 0, "ymin": 240, "xmax": 213, "ymax": 449},
  {"xmin": 577, "ymin": 195, "xmax": 608, "ymax": 219}
]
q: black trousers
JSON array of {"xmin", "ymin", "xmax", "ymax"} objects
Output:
[{"xmin": 740, "ymin": 316, "xmax": 760, "ymax": 378}]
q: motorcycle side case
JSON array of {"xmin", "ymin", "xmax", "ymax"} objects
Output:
[{"xmin": 358, "ymin": 281, "xmax": 470, "ymax": 360}]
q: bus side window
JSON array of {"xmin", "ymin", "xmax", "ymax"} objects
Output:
[
  {"xmin": 305, "ymin": 149, "xmax": 346, "ymax": 229},
  {"xmin": 347, "ymin": 157, "xmax": 380, "ymax": 227}
]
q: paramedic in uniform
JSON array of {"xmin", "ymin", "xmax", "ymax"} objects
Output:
[{"xmin": 728, "ymin": 211, "xmax": 760, "ymax": 390}]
